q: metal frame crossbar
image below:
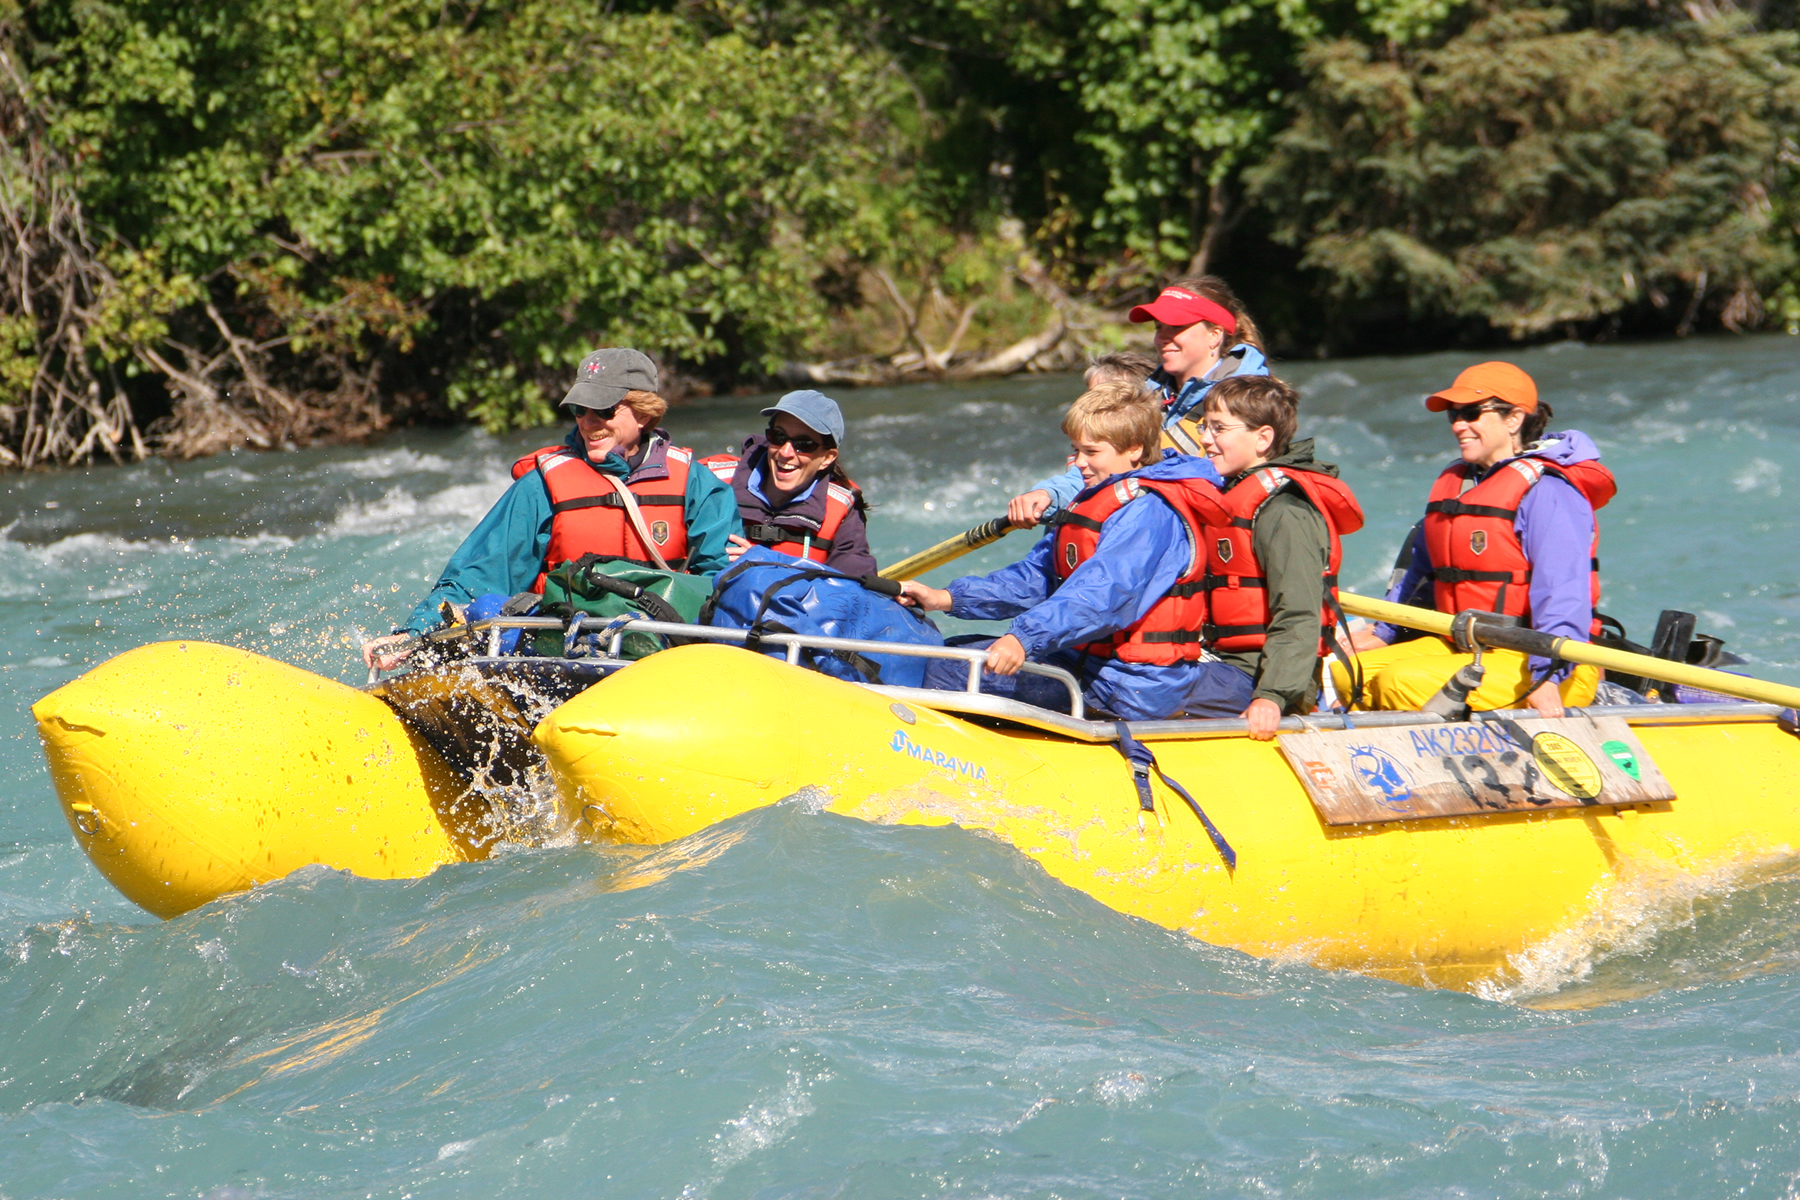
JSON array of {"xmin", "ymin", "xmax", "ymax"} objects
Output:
[
  {"xmin": 407, "ymin": 614, "xmax": 1088, "ymax": 719},
  {"xmin": 394, "ymin": 616, "xmax": 1788, "ymax": 744}
]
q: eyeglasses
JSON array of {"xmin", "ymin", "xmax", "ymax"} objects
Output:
[
  {"xmin": 766, "ymin": 426, "xmax": 828, "ymax": 455},
  {"xmin": 1200, "ymin": 420, "xmax": 1247, "ymax": 437},
  {"xmin": 571, "ymin": 403, "xmax": 620, "ymax": 421},
  {"xmin": 1444, "ymin": 402, "xmax": 1506, "ymax": 424}
]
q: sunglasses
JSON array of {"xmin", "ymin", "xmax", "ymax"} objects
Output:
[
  {"xmin": 766, "ymin": 426, "xmax": 829, "ymax": 455},
  {"xmin": 1444, "ymin": 402, "xmax": 1506, "ymax": 424},
  {"xmin": 571, "ymin": 403, "xmax": 621, "ymax": 421}
]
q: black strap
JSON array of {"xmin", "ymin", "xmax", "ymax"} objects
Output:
[
  {"xmin": 1113, "ymin": 723, "xmax": 1235, "ymax": 869},
  {"xmin": 1204, "ymin": 573, "xmax": 1267, "ymax": 590},
  {"xmin": 1054, "ymin": 511, "xmax": 1106, "ymax": 533},
  {"xmin": 1431, "ymin": 567, "xmax": 1523, "ymax": 584},
  {"xmin": 1323, "ymin": 588, "xmax": 1364, "ymax": 709},
  {"xmin": 1137, "ymin": 630, "xmax": 1204, "ymax": 644},
  {"xmin": 1165, "ymin": 579, "xmax": 1205, "ymax": 598},
  {"xmin": 1425, "ymin": 498, "xmax": 1520, "ymax": 520},
  {"xmin": 743, "ymin": 523, "xmax": 834, "ymax": 551},
  {"xmin": 1205, "ymin": 622, "xmax": 1267, "ymax": 639},
  {"xmin": 550, "ymin": 493, "xmax": 687, "ymax": 514}
]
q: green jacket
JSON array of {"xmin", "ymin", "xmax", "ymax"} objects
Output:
[{"xmin": 1212, "ymin": 439, "xmax": 1336, "ymax": 714}]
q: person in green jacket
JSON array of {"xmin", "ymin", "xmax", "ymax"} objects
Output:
[{"xmin": 362, "ymin": 349, "xmax": 740, "ymax": 670}]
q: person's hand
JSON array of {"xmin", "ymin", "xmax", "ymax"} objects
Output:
[
  {"xmin": 984, "ymin": 633, "xmax": 1026, "ymax": 676},
  {"xmin": 1006, "ymin": 490, "xmax": 1053, "ymax": 528},
  {"xmin": 362, "ymin": 632, "xmax": 417, "ymax": 672},
  {"xmin": 726, "ymin": 533, "xmax": 752, "ymax": 561},
  {"xmin": 1525, "ymin": 679, "xmax": 1564, "ymax": 719},
  {"xmin": 1346, "ymin": 627, "xmax": 1389, "ymax": 653},
  {"xmin": 1242, "ymin": 697, "xmax": 1283, "ymax": 741},
  {"xmin": 898, "ymin": 580, "xmax": 953, "ymax": 612}
]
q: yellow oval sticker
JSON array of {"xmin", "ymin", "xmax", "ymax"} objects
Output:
[{"xmin": 1532, "ymin": 731, "xmax": 1603, "ymax": 800}]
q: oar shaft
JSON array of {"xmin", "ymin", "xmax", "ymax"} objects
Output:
[
  {"xmin": 1340, "ymin": 593, "xmax": 1800, "ymax": 709},
  {"xmin": 878, "ymin": 516, "xmax": 1015, "ymax": 581}
]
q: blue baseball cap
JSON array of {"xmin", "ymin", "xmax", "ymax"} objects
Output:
[{"xmin": 761, "ymin": 390, "xmax": 845, "ymax": 446}]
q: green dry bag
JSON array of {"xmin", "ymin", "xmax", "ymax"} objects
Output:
[{"xmin": 535, "ymin": 553, "xmax": 715, "ymax": 659}]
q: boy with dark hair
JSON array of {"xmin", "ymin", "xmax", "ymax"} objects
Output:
[
  {"xmin": 899, "ymin": 382, "xmax": 1224, "ymax": 721},
  {"xmin": 1194, "ymin": 375, "xmax": 1364, "ymax": 738}
]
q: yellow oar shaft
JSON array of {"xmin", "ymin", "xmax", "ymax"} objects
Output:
[
  {"xmin": 1340, "ymin": 592, "xmax": 1800, "ymax": 709},
  {"xmin": 878, "ymin": 517, "xmax": 1016, "ymax": 581}
]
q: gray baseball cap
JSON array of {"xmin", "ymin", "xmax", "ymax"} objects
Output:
[
  {"xmin": 761, "ymin": 390, "xmax": 846, "ymax": 446},
  {"xmin": 562, "ymin": 348, "xmax": 658, "ymax": 410}
]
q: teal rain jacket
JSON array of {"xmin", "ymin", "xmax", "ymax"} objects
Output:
[{"xmin": 403, "ymin": 426, "xmax": 741, "ymax": 634}]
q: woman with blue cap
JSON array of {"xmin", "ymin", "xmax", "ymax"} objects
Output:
[
  {"xmin": 362, "ymin": 347, "xmax": 740, "ymax": 670},
  {"xmin": 701, "ymin": 389, "xmax": 876, "ymax": 575}
]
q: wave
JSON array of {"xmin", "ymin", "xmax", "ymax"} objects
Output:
[{"xmin": 323, "ymin": 479, "xmax": 512, "ymax": 538}]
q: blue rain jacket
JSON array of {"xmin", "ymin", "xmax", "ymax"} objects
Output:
[
  {"xmin": 1026, "ymin": 344, "xmax": 1266, "ymax": 510},
  {"xmin": 404, "ymin": 427, "xmax": 741, "ymax": 634},
  {"xmin": 947, "ymin": 451, "xmax": 1221, "ymax": 721}
]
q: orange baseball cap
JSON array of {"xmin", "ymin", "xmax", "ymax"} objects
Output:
[{"xmin": 1425, "ymin": 361, "xmax": 1538, "ymax": 413}]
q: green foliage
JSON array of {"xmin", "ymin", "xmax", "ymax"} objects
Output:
[
  {"xmin": 17, "ymin": 0, "xmax": 904, "ymax": 430},
  {"xmin": 1250, "ymin": 8, "xmax": 1800, "ymax": 336}
]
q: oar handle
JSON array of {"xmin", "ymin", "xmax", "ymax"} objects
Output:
[
  {"xmin": 878, "ymin": 516, "xmax": 1017, "ymax": 582},
  {"xmin": 1340, "ymin": 592, "xmax": 1800, "ymax": 709}
]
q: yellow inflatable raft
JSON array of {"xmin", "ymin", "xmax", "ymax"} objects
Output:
[
  {"xmin": 33, "ymin": 637, "xmax": 1800, "ymax": 993},
  {"xmin": 532, "ymin": 643, "xmax": 1800, "ymax": 992}
]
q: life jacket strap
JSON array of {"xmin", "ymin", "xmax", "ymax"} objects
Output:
[
  {"xmin": 743, "ymin": 523, "xmax": 834, "ymax": 551},
  {"xmin": 1136, "ymin": 630, "xmax": 1204, "ymax": 644},
  {"xmin": 1432, "ymin": 567, "xmax": 1526, "ymax": 584},
  {"xmin": 1425, "ymin": 498, "xmax": 1519, "ymax": 521},
  {"xmin": 1054, "ymin": 510, "xmax": 1107, "ymax": 533},
  {"xmin": 550, "ymin": 493, "xmax": 687, "ymax": 515}
]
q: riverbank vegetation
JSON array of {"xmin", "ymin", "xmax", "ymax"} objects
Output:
[{"xmin": 0, "ymin": 0, "xmax": 1795, "ymax": 465}]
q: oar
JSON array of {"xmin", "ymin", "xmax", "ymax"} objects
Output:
[
  {"xmin": 1340, "ymin": 592, "xmax": 1800, "ymax": 709},
  {"xmin": 878, "ymin": 516, "xmax": 1018, "ymax": 582}
]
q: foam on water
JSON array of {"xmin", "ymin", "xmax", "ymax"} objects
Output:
[{"xmin": 1, "ymin": 335, "xmax": 1799, "ymax": 1196}]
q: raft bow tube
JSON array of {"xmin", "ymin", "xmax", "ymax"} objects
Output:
[
  {"xmin": 534, "ymin": 643, "xmax": 1800, "ymax": 992},
  {"xmin": 33, "ymin": 642, "xmax": 488, "ymax": 917}
]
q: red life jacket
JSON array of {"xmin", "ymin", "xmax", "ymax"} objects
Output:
[
  {"xmin": 700, "ymin": 453, "xmax": 859, "ymax": 565},
  {"xmin": 1050, "ymin": 474, "xmax": 1221, "ymax": 664},
  {"xmin": 1421, "ymin": 453, "xmax": 1616, "ymax": 628},
  {"xmin": 1202, "ymin": 466, "xmax": 1365, "ymax": 654},
  {"xmin": 510, "ymin": 439, "xmax": 694, "ymax": 591}
]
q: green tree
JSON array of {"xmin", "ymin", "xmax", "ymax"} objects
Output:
[{"xmin": 1250, "ymin": 7, "xmax": 1800, "ymax": 339}]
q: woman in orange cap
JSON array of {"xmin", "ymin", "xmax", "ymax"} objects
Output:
[{"xmin": 1337, "ymin": 362, "xmax": 1616, "ymax": 716}]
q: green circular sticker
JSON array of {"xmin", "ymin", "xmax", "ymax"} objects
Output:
[{"xmin": 1600, "ymin": 739, "xmax": 1641, "ymax": 781}]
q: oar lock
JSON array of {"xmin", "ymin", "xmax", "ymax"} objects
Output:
[{"xmin": 1448, "ymin": 609, "xmax": 1521, "ymax": 657}]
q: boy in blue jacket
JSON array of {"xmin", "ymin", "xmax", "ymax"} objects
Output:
[{"xmin": 900, "ymin": 382, "xmax": 1226, "ymax": 721}]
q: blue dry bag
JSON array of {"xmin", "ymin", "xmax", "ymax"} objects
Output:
[{"xmin": 703, "ymin": 547, "xmax": 943, "ymax": 688}]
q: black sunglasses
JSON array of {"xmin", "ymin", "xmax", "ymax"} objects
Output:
[
  {"xmin": 571, "ymin": 403, "xmax": 621, "ymax": 421},
  {"xmin": 765, "ymin": 426, "xmax": 829, "ymax": 455},
  {"xmin": 1444, "ymin": 402, "xmax": 1507, "ymax": 424}
]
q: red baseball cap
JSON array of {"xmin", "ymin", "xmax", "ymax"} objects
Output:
[
  {"xmin": 1128, "ymin": 287, "xmax": 1238, "ymax": 335},
  {"xmin": 1425, "ymin": 361, "xmax": 1538, "ymax": 413}
]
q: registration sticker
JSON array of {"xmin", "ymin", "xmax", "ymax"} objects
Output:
[{"xmin": 1533, "ymin": 731, "xmax": 1603, "ymax": 800}]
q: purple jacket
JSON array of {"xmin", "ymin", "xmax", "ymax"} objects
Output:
[
  {"xmin": 723, "ymin": 434, "xmax": 876, "ymax": 577},
  {"xmin": 1379, "ymin": 430, "xmax": 1604, "ymax": 684}
]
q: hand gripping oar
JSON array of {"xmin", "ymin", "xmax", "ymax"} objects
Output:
[
  {"xmin": 1339, "ymin": 592, "xmax": 1800, "ymax": 709},
  {"xmin": 878, "ymin": 516, "xmax": 1018, "ymax": 582}
]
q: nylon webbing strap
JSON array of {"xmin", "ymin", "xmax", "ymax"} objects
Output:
[
  {"xmin": 550, "ymin": 493, "xmax": 687, "ymax": 514},
  {"xmin": 1137, "ymin": 630, "xmax": 1203, "ymax": 644},
  {"xmin": 1432, "ymin": 567, "xmax": 1524, "ymax": 584},
  {"xmin": 1425, "ymin": 498, "xmax": 1519, "ymax": 520},
  {"xmin": 1113, "ymin": 722, "xmax": 1236, "ymax": 869},
  {"xmin": 1054, "ymin": 511, "xmax": 1106, "ymax": 533},
  {"xmin": 744, "ymin": 523, "xmax": 834, "ymax": 550}
]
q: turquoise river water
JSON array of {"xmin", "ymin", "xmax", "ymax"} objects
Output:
[{"xmin": 2, "ymin": 336, "xmax": 1799, "ymax": 1198}]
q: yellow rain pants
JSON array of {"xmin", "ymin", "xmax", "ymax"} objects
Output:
[{"xmin": 1330, "ymin": 636, "xmax": 1601, "ymax": 712}]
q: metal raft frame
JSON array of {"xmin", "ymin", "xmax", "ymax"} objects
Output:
[{"xmin": 389, "ymin": 614, "xmax": 1794, "ymax": 746}]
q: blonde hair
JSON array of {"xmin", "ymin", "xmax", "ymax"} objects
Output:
[
  {"xmin": 1062, "ymin": 381, "xmax": 1162, "ymax": 463},
  {"xmin": 1083, "ymin": 350, "xmax": 1159, "ymax": 390},
  {"xmin": 619, "ymin": 389, "xmax": 668, "ymax": 428}
]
